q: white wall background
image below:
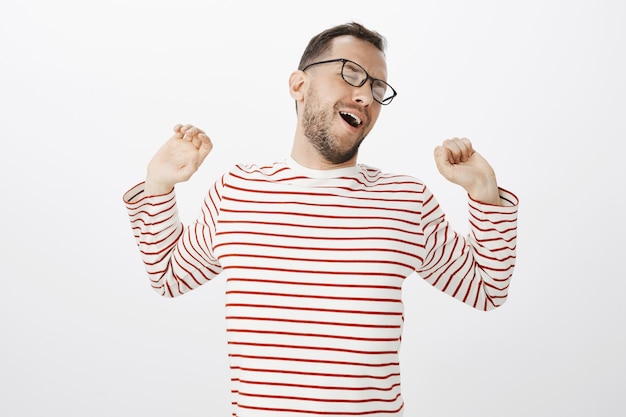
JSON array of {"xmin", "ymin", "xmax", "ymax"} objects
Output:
[{"xmin": 1, "ymin": 1, "xmax": 624, "ymax": 416}]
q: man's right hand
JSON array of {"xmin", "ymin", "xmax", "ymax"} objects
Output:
[{"xmin": 144, "ymin": 124, "xmax": 213, "ymax": 196}]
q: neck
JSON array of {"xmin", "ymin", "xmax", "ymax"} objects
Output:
[{"xmin": 290, "ymin": 134, "xmax": 358, "ymax": 170}]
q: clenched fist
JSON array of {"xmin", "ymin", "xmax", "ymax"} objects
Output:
[{"xmin": 434, "ymin": 137, "xmax": 501, "ymax": 205}]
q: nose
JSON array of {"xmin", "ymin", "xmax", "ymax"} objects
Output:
[{"xmin": 352, "ymin": 82, "xmax": 374, "ymax": 106}]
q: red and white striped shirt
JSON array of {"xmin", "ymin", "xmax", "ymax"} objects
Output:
[{"xmin": 124, "ymin": 158, "xmax": 518, "ymax": 417}]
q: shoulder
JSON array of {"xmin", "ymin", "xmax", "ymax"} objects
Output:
[
  {"xmin": 219, "ymin": 160, "xmax": 298, "ymax": 190},
  {"xmin": 357, "ymin": 163, "xmax": 427, "ymax": 193},
  {"xmin": 231, "ymin": 160, "xmax": 288, "ymax": 175}
]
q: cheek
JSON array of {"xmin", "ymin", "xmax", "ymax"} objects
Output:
[
  {"xmin": 305, "ymin": 84, "xmax": 334, "ymax": 109},
  {"xmin": 368, "ymin": 107, "xmax": 382, "ymax": 128},
  {"xmin": 316, "ymin": 78, "xmax": 350, "ymax": 100}
]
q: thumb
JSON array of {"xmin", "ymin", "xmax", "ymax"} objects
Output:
[
  {"xmin": 433, "ymin": 145, "xmax": 453, "ymax": 177},
  {"xmin": 197, "ymin": 133, "xmax": 213, "ymax": 163}
]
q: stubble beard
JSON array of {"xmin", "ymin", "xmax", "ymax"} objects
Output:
[{"xmin": 302, "ymin": 91, "xmax": 367, "ymax": 165}]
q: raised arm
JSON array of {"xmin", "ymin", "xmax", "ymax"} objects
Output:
[
  {"xmin": 415, "ymin": 137, "xmax": 518, "ymax": 310},
  {"xmin": 124, "ymin": 124, "xmax": 222, "ymax": 297}
]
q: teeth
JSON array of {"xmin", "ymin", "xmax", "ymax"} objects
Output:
[{"xmin": 340, "ymin": 111, "xmax": 362, "ymax": 127}]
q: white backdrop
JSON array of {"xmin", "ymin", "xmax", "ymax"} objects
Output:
[{"xmin": 1, "ymin": 1, "xmax": 624, "ymax": 416}]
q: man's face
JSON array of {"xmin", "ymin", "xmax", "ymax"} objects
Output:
[{"xmin": 301, "ymin": 36, "xmax": 387, "ymax": 165}]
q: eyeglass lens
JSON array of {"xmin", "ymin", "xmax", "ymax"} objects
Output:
[{"xmin": 341, "ymin": 61, "xmax": 392, "ymax": 104}]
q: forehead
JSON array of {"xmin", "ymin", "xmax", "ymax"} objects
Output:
[{"xmin": 327, "ymin": 35, "xmax": 388, "ymax": 79}]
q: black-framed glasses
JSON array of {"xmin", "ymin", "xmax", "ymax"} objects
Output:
[{"xmin": 302, "ymin": 58, "xmax": 397, "ymax": 105}]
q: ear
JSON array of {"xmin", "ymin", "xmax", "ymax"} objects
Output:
[{"xmin": 289, "ymin": 70, "xmax": 306, "ymax": 101}]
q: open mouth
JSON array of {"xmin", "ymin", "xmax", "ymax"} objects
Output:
[{"xmin": 340, "ymin": 111, "xmax": 362, "ymax": 128}]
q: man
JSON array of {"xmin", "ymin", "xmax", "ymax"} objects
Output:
[{"xmin": 124, "ymin": 22, "xmax": 518, "ymax": 417}]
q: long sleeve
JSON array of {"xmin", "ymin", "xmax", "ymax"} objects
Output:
[
  {"xmin": 416, "ymin": 187, "xmax": 518, "ymax": 311},
  {"xmin": 123, "ymin": 179, "xmax": 224, "ymax": 297},
  {"xmin": 122, "ymin": 160, "xmax": 519, "ymax": 416}
]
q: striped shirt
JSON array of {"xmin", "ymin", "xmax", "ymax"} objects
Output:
[{"xmin": 124, "ymin": 158, "xmax": 518, "ymax": 417}]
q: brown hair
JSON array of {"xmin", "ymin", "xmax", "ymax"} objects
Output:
[{"xmin": 297, "ymin": 22, "xmax": 387, "ymax": 70}]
